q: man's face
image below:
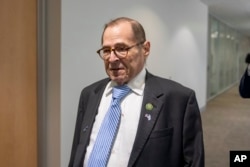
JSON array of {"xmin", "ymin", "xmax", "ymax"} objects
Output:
[{"xmin": 102, "ymin": 22, "xmax": 150, "ymax": 85}]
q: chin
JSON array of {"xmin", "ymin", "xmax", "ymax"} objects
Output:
[{"xmin": 110, "ymin": 76, "xmax": 128, "ymax": 85}]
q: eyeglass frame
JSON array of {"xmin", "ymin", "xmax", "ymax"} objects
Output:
[{"xmin": 96, "ymin": 41, "xmax": 145, "ymax": 60}]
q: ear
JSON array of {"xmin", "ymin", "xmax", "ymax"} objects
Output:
[{"xmin": 143, "ymin": 41, "xmax": 150, "ymax": 58}]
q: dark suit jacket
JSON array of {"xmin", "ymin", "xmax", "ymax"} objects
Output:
[
  {"xmin": 239, "ymin": 68, "xmax": 250, "ymax": 98},
  {"xmin": 69, "ymin": 72, "xmax": 204, "ymax": 167}
]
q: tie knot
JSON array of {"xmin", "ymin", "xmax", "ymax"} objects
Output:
[{"xmin": 112, "ymin": 85, "xmax": 131, "ymax": 101}]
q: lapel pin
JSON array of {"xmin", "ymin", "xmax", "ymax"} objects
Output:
[
  {"xmin": 145, "ymin": 114, "xmax": 151, "ymax": 121},
  {"xmin": 145, "ymin": 103, "xmax": 154, "ymax": 111}
]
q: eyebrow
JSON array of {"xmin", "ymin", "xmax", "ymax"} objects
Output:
[{"xmin": 102, "ymin": 42, "xmax": 128, "ymax": 48}]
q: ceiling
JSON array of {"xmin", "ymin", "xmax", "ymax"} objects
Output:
[{"xmin": 201, "ymin": 0, "xmax": 250, "ymax": 37}]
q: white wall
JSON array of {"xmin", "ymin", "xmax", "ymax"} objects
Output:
[{"xmin": 60, "ymin": 0, "xmax": 208, "ymax": 166}]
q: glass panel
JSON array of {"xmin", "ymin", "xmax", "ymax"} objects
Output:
[{"xmin": 207, "ymin": 15, "xmax": 250, "ymax": 100}]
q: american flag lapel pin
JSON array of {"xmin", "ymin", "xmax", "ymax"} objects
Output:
[{"xmin": 145, "ymin": 113, "xmax": 151, "ymax": 121}]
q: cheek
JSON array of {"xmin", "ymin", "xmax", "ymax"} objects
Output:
[
  {"xmin": 127, "ymin": 56, "xmax": 144, "ymax": 72},
  {"xmin": 104, "ymin": 61, "xmax": 109, "ymax": 70}
]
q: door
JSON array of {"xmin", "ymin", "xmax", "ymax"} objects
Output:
[{"xmin": 0, "ymin": 0, "xmax": 38, "ymax": 166}]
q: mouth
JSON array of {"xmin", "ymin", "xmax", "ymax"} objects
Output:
[{"xmin": 110, "ymin": 67, "xmax": 124, "ymax": 71}]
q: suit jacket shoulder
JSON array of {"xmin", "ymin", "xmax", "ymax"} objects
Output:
[{"xmin": 146, "ymin": 72, "xmax": 195, "ymax": 97}]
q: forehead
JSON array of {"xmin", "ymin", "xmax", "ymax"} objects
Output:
[{"xmin": 102, "ymin": 22, "xmax": 135, "ymax": 46}]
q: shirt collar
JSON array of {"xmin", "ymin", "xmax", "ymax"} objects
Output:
[{"xmin": 105, "ymin": 68, "xmax": 146, "ymax": 97}]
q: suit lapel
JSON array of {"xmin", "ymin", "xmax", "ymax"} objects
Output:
[
  {"xmin": 128, "ymin": 72, "xmax": 164, "ymax": 167},
  {"xmin": 79, "ymin": 79, "xmax": 110, "ymax": 145},
  {"xmin": 74, "ymin": 79, "xmax": 109, "ymax": 167}
]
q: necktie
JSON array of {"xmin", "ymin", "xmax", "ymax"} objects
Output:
[{"xmin": 87, "ymin": 85, "xmax": 131, "ymax": 167}]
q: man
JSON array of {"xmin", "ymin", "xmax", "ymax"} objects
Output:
[
  {"xmin": 239, "ymin": 53, "xmax": 250, "ymax": 98},
  {"xmin": 69, "ymin": 17, "xmax": 204, "ymax": 167}
]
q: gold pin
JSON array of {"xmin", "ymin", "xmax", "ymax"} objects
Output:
[{"xmin": 145, "ymin": 103, "xmax": 153, "ymax": 111}]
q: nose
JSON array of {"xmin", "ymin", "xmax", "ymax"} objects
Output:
[{"xmin": 108, "ymin": 50, "xmax": 119, "ymax": 62}]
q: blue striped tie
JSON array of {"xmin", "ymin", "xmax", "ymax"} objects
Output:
[{"xmin": 87, "ymin": 85, "xmax": 131, "ymax": 167}]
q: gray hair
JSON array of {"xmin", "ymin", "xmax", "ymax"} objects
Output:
[{"xmin": 101, "ymin": 17, "xmax": 146, "ymax": 44}]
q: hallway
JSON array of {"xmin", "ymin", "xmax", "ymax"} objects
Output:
[{"xmin": 201, "ymin": 85, "xmax": 250, "ymax": 166}]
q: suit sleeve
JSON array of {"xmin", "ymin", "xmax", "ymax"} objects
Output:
[{"xmin": 183, "ymin": 91, "xmax": 204, "ymax": 167}]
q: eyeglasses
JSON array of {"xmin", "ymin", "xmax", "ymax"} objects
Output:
[{"xmin": 97, "ymin": 41, "xmax": 145, "ymax": 60}]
